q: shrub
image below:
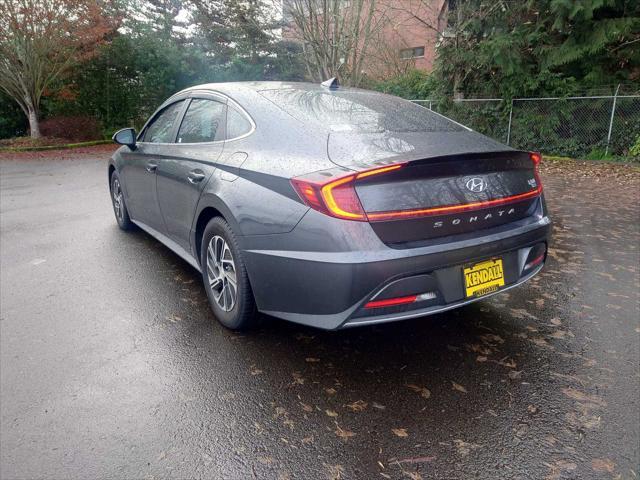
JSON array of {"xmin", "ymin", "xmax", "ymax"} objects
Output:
[
  {"xmin": 370, "ymin": 70, "xmax": 436, "ymax": 100},
  {"xmin": 630, "ymin": 136, "xmax": 640, "ymax": 159},
  {"xmin": 39, "ymin": 116, "xmax": 103, "ymax": 142}
]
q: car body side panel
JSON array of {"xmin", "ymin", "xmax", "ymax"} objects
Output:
[
  {"xmin": 117, "ymin": 144, "xmax": 166, "ymax": 233},
  {"xmin": 156, "ymin": 146, "xmax": 221, "ymax": 251}
]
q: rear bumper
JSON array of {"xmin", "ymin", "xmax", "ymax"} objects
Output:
[{"xmin": 242, "ymin": 206, "xmax": 551, "ymax": 330}]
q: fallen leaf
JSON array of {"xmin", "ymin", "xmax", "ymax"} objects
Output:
[
  {"xmin": 406, "ymin": 384, "xmax": 431, "ymax": 399},
  {"xmin": 591, "ymin": 458, "xmax": 615, "ymax": 473},
  {"xmin": 395, "ymin": 456, "xmax": 436, "ymax": 465},
  {"xmin": 403, "ymin": 471, "xmax": 422, "ymax": 480},
  {"xmin": 372, "ymin": 402, "xmax": 386, "ymax": 410},
  {"xmin": 325, "ymin": 409, "xmax": 339, "ymax": 417},
  {"xmin": 325, "ymin": 464, "xmax": 344, "ymax": 480},
  {"xmin": 299, "ymin": 402, "xmax": 313, "ymax": 412},
  {"xmin": 305, "ymin": 357, "xmax": 320, "ymax": 363},
  {"xmin": 325, "ymin": 387, "xmax": 337, "ymax": 395},
  {"xmin": 345, "ymin": 400, "xmax": 367, "ymax": 412},
  {"xmin": 453, "ymin": 439, "xmax": 481, "ymax": 457},
  {"xmin": 476, "ymin": 355, "xmax": 488, "ymax": 362},
  {"xmin": 250, "ymin": 366, "xmax": 263, "ymax": 375},
  {"xmin": 545, "ymin": 459, "xmax": 577, "ymax": 480},
  {"xmin": 531, "ymin": 337, "xmax": 550, "ymax": 347},
  {"xmin": 549, "ymin": 330, "xmax": 567, "ymax": 339},
  {"xmin": 392, "ymin": 428, "xmax": 408, "ymax": 437},
  {"xmin": 452, "ymin": 382, "xmax": 468, "ymax": 393},
  {"xmin": 480, "ymin": 333, "xmax": 504, "ymax": 344},
  {"xmin": 334, "ymin": 425, "xmax": 356, "ymax": 440},
  {"xmin": 562, "ymin": 388, "xmax": 606, "ymax": 407}
]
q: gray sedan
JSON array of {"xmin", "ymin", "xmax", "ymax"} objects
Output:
[{"xmin": 109, "ymin": 81, "xmax": 550, "ymax": 330}]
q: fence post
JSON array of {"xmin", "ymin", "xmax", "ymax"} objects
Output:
[
  {"xmin": 506, "ymin": 99, "xmax": 514, "ymax": 145},
  {"xmin": 605, "ymin": 84, "xmax": 620, "ymax": 156},
  {"xmin": 428, "ymin": 100, "xmax": 432, "ymax": 110}
]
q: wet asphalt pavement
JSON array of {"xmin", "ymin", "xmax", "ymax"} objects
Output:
[{"xmin": 0, "ymin": 150, "xmax": 639, "ymax": 480}]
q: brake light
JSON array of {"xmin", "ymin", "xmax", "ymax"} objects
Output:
[{"xmin": 291, "ymin": 163, "xmax": 405, "ymax": 221}]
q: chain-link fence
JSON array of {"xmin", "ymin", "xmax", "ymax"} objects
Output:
[{"xmin": 411, "ymin": 95, "xmax": 640, "ymax": 158}]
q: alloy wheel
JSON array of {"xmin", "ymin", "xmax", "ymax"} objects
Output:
[
  {"xmin": 112, "ymin": 178, "xmax": 123, "ymax": 221},
  {"xmin": 206, "ymin": 235, "xmax": 237, "ymax": 312}
]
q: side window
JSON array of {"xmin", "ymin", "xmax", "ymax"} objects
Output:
[
  {"xmin": 226, "ymin": 105, "xmax": 253, "ymax": 139},
  {"xmin": 177, "ymin": 99, "xmax": 226, "ymax": 143},
  {"xmin": 143, "ymin": 100, "xmax": 184, "ymax": 143}
]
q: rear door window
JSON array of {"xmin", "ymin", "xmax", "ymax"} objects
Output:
[
  {"xmin": 142, "ymin": 100, "xmax": 185, "ymax": 143},
  {"xmin": 177, "ymin": 99, "xmax": 226, "ymax": 143}
]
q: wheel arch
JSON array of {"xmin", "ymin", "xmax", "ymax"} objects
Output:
[
  {"xmin": 192, "ymin": 194, "xmax": 242, "ymax": 266},
  {"xmin": 108, "ymin": 162, "xmax": 116, "ymax": 186}
]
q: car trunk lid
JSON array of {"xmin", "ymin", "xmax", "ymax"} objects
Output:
[{"xmin": 327, "ymin": 132, "xmax": 542, "ymax": 245}]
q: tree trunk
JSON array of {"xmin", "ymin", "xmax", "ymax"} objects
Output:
[{"xmin": 28, "ymin": 106, "xmax": 41, "ymax": 139}]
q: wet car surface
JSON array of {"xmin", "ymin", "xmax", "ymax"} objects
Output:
[{"xmin": 1, "ymin": 150, "xmax": 638, "ymax": 479}]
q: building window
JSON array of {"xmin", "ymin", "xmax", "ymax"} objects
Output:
[{"xmin": 400, "ymin": 46, "xmax": 425, "ymax": 59}]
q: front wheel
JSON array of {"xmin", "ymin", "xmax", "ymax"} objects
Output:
[
  {"xmin": 110, "ymin": 172, "xmax": 133, "ymax": 230},
  {"xmin": 201, "ymin": 217, "xmax": 258, "ymax": 330}
]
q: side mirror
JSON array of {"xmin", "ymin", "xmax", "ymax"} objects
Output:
[{"xmin": 113, "ymin": 128, "xmax": 137, "ymax": 150}]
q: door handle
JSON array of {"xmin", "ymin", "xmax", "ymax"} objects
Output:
[
  {"xmin": 187, "ymin": 169, "xmax": 206, "ymax": 184},
  {"xmin": 146, "ymin": 162, "xmax": 158, "ymax": 173}
]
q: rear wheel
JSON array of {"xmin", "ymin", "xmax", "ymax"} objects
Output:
[
  {"xmin": 201, "ymin": 217, "xmax": 258, "ymax": 330},
  {"xmin": 110, "ymin": 172, "xmax": 133, "ymax": 230}
]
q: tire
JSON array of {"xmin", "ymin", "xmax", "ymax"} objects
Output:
[
  {"xmin": 201, "ymin": 217, "xmax": 258, "ymax": 330},
  {"xmin": 110, "ymin": 171, "xmax": 133, "ymax": 230}
]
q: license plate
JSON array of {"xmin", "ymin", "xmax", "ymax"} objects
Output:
[{"xmin": 464, "ymin": 258, "xmax": 505, "ymax": 298}]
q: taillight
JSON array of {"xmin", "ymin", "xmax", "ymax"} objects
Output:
[
  {"xmin": 530, "ymin": 151, "xmax": 543, "ymax": 192},
  {"xmin": 291, "ymin": 163, "xmax": 405, "ymax": 221}
]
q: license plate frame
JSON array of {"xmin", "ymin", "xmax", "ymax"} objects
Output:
[{"xmin": 463, "ymin": 258, "xmax": 505, "ymax": 298}]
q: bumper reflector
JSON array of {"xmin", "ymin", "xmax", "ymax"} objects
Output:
[
  {"xmin": 524, "ymin": 253, "xmax": 545, "ymax": 271},
  {"xmin": 365, "ymin": 295, "xmax": 417, "ymax": 309},
  {"xmin": 364, "ymin": 291, "xmax": 437, "ymax": 309}
]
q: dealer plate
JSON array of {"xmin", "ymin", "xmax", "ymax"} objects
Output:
[{"xmin": 464, "ymin": 258, "xmax": 505, "ymax": 298}]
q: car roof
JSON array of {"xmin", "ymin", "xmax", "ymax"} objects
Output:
[{"xmin": 177, "ymin": 81, "xmax": 374, "ymax": 96}]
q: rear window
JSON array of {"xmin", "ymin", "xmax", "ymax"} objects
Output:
[{"xmin": 259, "ymin": 88, "xmax": 463, "ymax": 134}]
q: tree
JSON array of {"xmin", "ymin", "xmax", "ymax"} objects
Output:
[
  {"xmin": 429, "ymin": 0, "xmax": 640, "ymax": 98},
  {"xmin": 189, "ymin": 0, "xmax": 305, "ymax": 80},
  {"xmin": 0, "ymin": 0, "xmax": 113, "ymax": 138},
  {"xmin": 190, "ymin": 0, "xmax": 283, "ymax": 64},
  {"xmin": 286, "ymin": 0, "xmax": 383, "ymax": 86}
]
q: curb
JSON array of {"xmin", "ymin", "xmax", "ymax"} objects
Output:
[{"xmin": 0, "ymin": 140, "xmax": 113, "ymax": 152}]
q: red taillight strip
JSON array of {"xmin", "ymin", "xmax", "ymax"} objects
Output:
[
  {"xmin": 365, "ymin": 295, "xmax": 417, "ymax": 309},
  {"xmin": 366, "ymin": 185, "xmax": 542, "ymax": 221}
]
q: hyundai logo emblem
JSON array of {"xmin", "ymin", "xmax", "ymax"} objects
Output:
[{"xmin": 465, "ymin": 177, "xmax": 486, "ymax": 193}]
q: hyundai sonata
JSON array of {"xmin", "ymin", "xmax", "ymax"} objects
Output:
[{"xmin": 109, "ymin": 81, "xmax": 550, "ymax": 330}]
